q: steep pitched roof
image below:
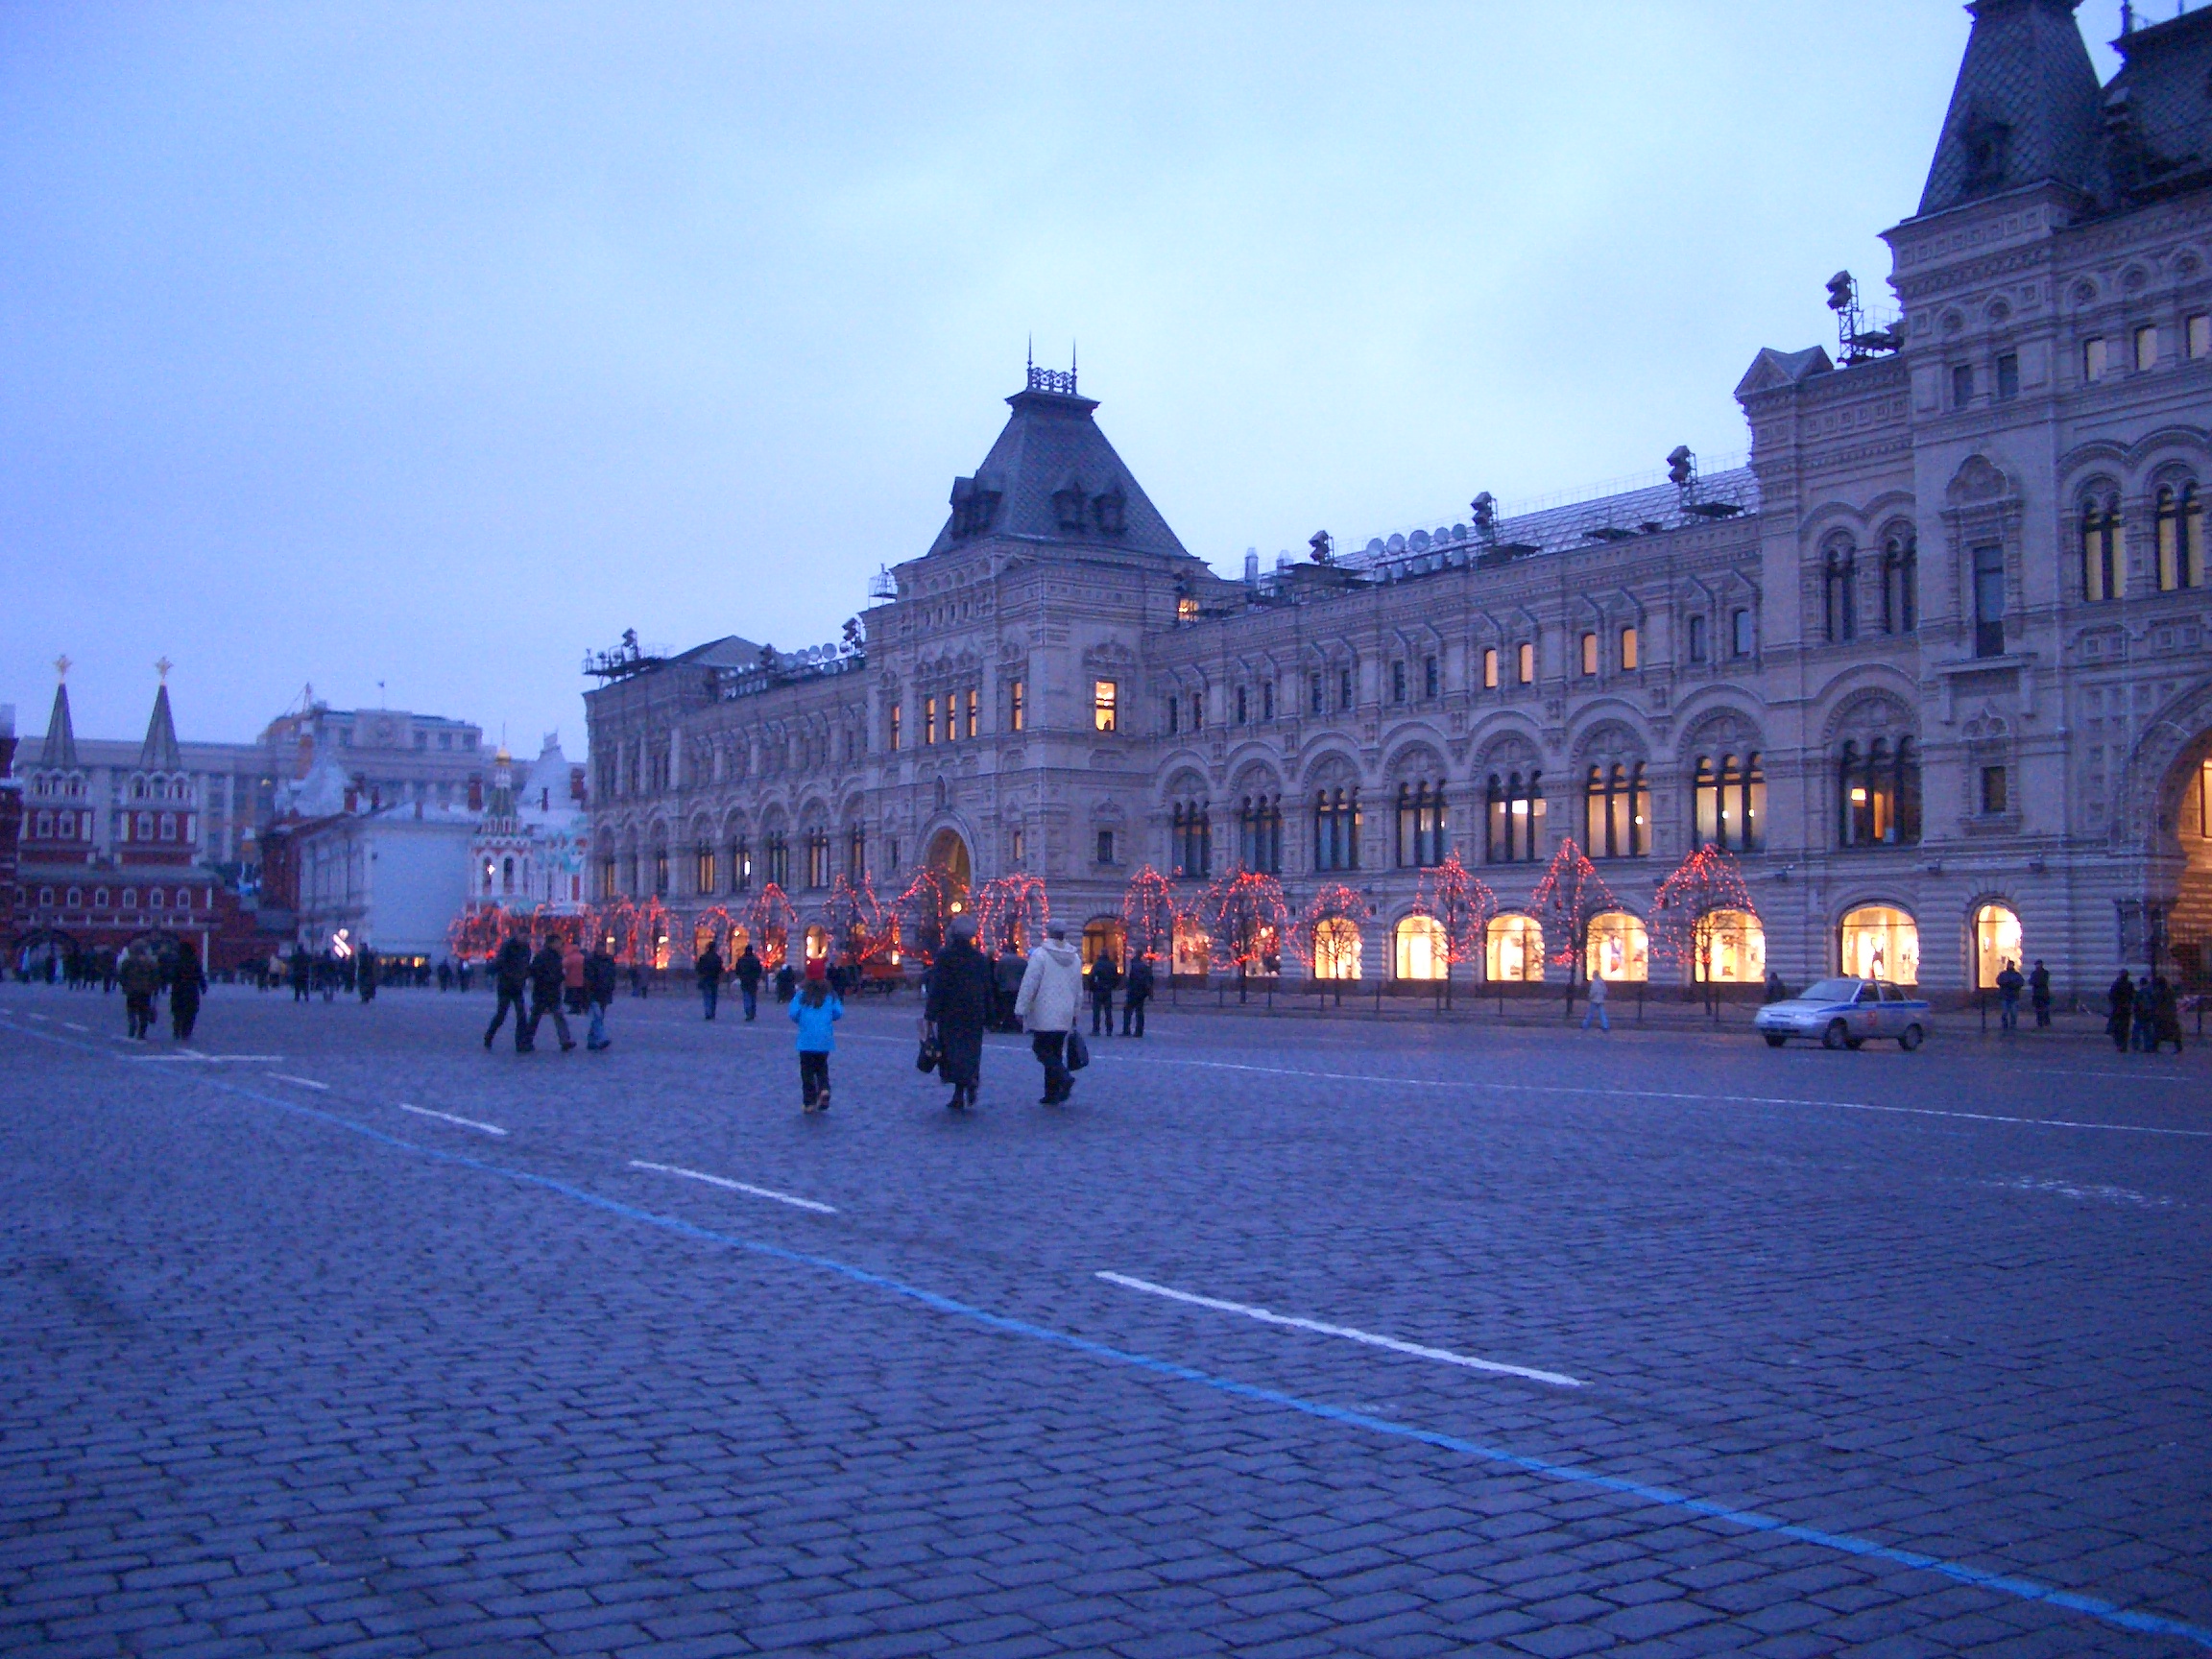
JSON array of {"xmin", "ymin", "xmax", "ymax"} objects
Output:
[
  {"xmin": 138, "ymin": 685, "xmax": 182, "ymax": 772},
  {"xmin": 923, "ymin": 378, "xmax": 1190, "ymax": 562},
  {"xmin": 2104, "ymin": 6, "xmax": 2212, "ymax": 203},
  {"xmin": 1917, "ymin": 0, "xmax": 2104, "ymax": 217},
  {"xmin": 38, "ymin": 682, "xmax": 78, "ymax": 769},
  {"xmin": 1734, "ymin": 346, "xmax": 1835, "ymax": 400}
]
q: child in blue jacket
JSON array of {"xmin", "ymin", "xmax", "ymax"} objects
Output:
[{"xmin": 788, "ymin": 959, "xmax": 843, "ymax": 1112}]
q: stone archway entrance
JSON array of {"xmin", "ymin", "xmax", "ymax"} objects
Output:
[
  {"xmin": 925, "ymin": 829, "xmax": 972, "ymax": 904},
  {"xmin": 2165, "ymin": 743, "xmax": 2212, "ymax": 982}
]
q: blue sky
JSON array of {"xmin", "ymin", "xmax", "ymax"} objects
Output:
[{"xmin": 0, "ymin": 2, "xmax": 2140, "ymax": 752}]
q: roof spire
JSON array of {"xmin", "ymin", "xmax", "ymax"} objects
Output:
[
  {"xmin": 139, "ymin": 679, "xmax": 182, "ymax": 773},
  {"xmin": 1916, "ymin": 0, "xmax": 2103, "ymax": 218},
  {"xmin": 39, "ymin": 677, "xmax": 78, "ymax": 770}
]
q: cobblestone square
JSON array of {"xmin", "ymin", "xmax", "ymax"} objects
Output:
[{"xmin": 3, "ymin": 984, "xmax": 2208, "ymax": 1656}]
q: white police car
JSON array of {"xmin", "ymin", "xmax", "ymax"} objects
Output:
[{"xmin": 1753, "ymin": 976, "xmax": 1932, "ymax": 1051}]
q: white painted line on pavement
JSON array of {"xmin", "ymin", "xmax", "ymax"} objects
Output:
[
  {"xmin": 123, "ymin": 1051, "xmax": 284, "ymax": 1064},
  {"xmin": 397, "ymin": 1102, "xmax": 508, "ymax": 1137},
  {"xmin": 272, "ymin": 1073, "xmax": 330, "ymax": 1092},
  {"xmin": 629, "ymin": 1160, "xmax": 837, "ymax": 1214},
  {"xmin": 23, "ymin": 1013, "xmax": 48, "ymax": 1021},
  {"xmin": 62, "ymin": 1022, "xmax": 90, "ymax": 1033},
  {"xmin": 1098, "ymin": 1271, "xmax": 1585, "ymax": 1389}
]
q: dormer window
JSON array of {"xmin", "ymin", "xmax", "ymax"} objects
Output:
[
  {"xmin": 1051, "ymin": 477, "xmax": 1088, "ymax": 531},
  {"xmin": 1091, "ymin": 487, "xmax": 1126, "ymax": 536}
]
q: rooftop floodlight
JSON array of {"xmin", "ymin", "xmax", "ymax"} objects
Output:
[
  {"xmin": 1667, "ymin": 446, "xmax": 1695, "ymax": 490},
  {"xmin": 1826, "ymin": 270, "xmax": 1856, "ymax": 314}
]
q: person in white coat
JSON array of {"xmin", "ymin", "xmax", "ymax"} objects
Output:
[{"xmin": 1014, "ymin": 922, "xmax": 1086, "ymax": 1103}]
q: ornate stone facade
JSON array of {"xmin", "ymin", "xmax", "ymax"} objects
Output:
[{"xmin": 589, "ymin": 0, "xmax": 2212, "ymax": 998}]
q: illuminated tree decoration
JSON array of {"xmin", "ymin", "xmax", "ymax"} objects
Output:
[
  {"xmin": 1292, "ymin": 881, "xmax": 1372, "ymax": 976},
  {"xmin": 895, "ymin": 866, "xmax": 960, "ymax": 965},
  {"xmin": 974, "ymin": 874, "xmax": 1050, "ymax": 955},
  {"xmin": 822, "ymin": 874, "xmax": 896, "ymax": 965},
  {"xmin": 692, "ymin": 905, "xmax": 736, "ymax": 963},
  {"xmin": 1198, "ymin": 869, "xmax": 1289, "ymax": 977},
  {"xmin": 1529, "ymin": 835, "xmax": 1617, "ymax": 978},
  {"xmin": 1411, "ymin": 852, "xmax": 1497, "ymax": 969},
  {"xmin": 445, "ymin": 905, "xmax": 511, "ymax": 961},
  {"xmin": 1118, "ymin": 865, "xmax": 1178, "ymax": 963},
  {"xmin": 743, "ymin": 884, "xmax": 798, "ymax": 969},
  {"xmin": 1651, "ymin": 842, "xmax": 1758, "ymax": 975}
]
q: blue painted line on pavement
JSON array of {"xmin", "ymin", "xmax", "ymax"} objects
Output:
[{"xmin": 8, "ymin": 1013, "xmax": 2210, "ymax": 1653}]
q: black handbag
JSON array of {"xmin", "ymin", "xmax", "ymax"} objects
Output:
[
  {"xmin": 916, "ymin": 1029, "xmax": 943, "ymax": 1073},
  {"xmin": 1065, "ymin": 1031, "xmax": 1090, "ymax": 1071}
]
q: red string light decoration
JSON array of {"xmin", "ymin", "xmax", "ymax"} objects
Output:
[
  {"xmin": 1292, "ymin": 882, "xmax": 1372, "ymax": 976},
  {"xmin": 743, "ymin": 884, "xmax": 797, "ymax": 970},
  {"xmin": 822, "ymin": 874, "xmax": 896, "ymax": 965},
  {"xmin": 894, "ymin": 866, "xmax": 960, "ymax": 965},
  {"xmin": 692, "ymin": 904, "xmax": 735, "ymax": 963},
  {"xmin": 974, "ymin": 874, "xmax": 1049, "ymax": 955},
  {"xmin": 1529, "ymin": 835, "xmax": 1617, "ymax": 979},
  {"xmin": 1197, "ymin": 870, "xmax": 1289, "ymax": 977},
  {"xmin": 1118, "ymin": 866, "xmax": 1178, "ymax": 963},
  {"xmin": 1410, "ymin": 852, "xmax": 1497, "ymax": 969},
  {"xmin": 1651, "ymin": 843, "xmax": 1759, "ymax": 978}
]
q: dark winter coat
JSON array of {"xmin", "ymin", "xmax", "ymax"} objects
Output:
[
  {"xmin": 2029, "ymin": 964, "xmax": 2052, "ymax": 1007},
  {"xmin": 494, "ymin": 938, "xmax": 534, "ymax": 993},
  {"xmin": 1995, "ymin": 967, "xmax": 2024, "ymax": 1002},
  {"xmin": 169, "ymin": 947, "xmax": 205, "ymax": 1012},
  {"xmin": 1124, "ymin": 959, "xmax": 1155, "ymax": 1004},
  {"xmin": 926, "ymin": 939, "xmax": 995, "ymax": 1088},
  {"xmin": 1087, "ymin": 957, "xmax": 1121, "ymax": 1000},
  {"xmin": 733, "ymin": 948, "xmax": 763, "ymax": 990},
  {"xmin": 584, "ymin": 950, "xmax": 618, "ymax": 1007},
  {"xmin": 528, "ymin": 944, "xmax": 565, "ymax": 1004},
  {"xmin": 2106, "ymin": 970, "xmax": 2136, "ymax": 1040},
  {"xmin": 696, "ymin": 947, "xmax": 723, "ymax": 987}
]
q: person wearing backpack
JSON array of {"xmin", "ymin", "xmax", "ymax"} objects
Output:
[{"xmin": 789, "ymin": 960, "xmax": 843, "ymax": 1112}]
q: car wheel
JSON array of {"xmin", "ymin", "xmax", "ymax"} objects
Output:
[
  {"xmin": 1899, "ymin": 1023, "xmax": 1924, "ymax": 1051},
  {"xmin": 1822, "ymin": 1019, "xmax": 1847, "ymax": 1050},
  {"xmin": 1764, "ymin": 1033, "xmax": 1787, "ymax": 1048}
]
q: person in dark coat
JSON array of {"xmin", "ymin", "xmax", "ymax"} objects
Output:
[
  {"xmin": 995, "ymin": 948, "xmax": 1027, "ymax": 1032},
  {"xmin": 1763, "ymin": 969, "xmax": 1789, "ymax": 1004},
  {"xmin": 696, "ymin": 941, "xmax": 724, "ymax": 1021},
  {"xmin": 289, "ymin": 945, "xmax": 312, "ymax": 1003},
  {"xmin": 1087, "ymin": 951, "xmax": 1121, "ymax": 1037},
  {"xmin": 2028, "ymin": 959, "xmax": 2052, "ymax": 1029},
  {"xmin": 1994, "ymin": 960, "xmax": 2024, "ymax": 1032},
  {"xmin": 2105, "ymin": 969, "xmax": 2135, "ymax": 1051},
  {"xmin": 168, "ymin": 941, "xmax": 205, "ymax": 1041},
  {"xmin": 119, "ymin": 944, "xmax": 162, "ymax": 1040},
  {"xmin": 527, "ymin": 936, "xmax": 576, "ymax": 1052},
  {"xmin": 2151, "ymin": 974, "xmax": 2184, "ymax": 1054},
  {"xmin": 584, "ymin": 942, "xmax": 618, "ymax": 1051},
  {"xmin": 775, "ymin": 961, "xmax": 798, "ymax": 1004},
  {"xmin": 485, "ymin": 935, "xmax": 535, "ymax": 1050},
  {"xmin": 356, "ymin": 944, "xmax": 377, "ymax": 1003},
  {"xmin": 1121, "ymin": 955, "xmax": 1154, "ymax": 1037},
  {"xmin": 733, "ymin": 944, "xmax": 763, "ymax": 1021},
  {"xmin": 925, "ymin": 916, "xmax": 994, "ymax": 1111}
]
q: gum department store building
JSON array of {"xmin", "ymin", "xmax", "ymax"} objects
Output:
[{"xmin": 588, "ymin": 0, "xmax": 2212, "ymax": 999}]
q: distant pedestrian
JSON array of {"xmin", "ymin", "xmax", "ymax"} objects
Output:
[
  {"xmin": 169, "ymin": 941, "xmax": 205, "ymax": 1042},
  {"xmin": 528, "ymin": 936, "xmax": 577, "ymax": 1052},
  {"xmin": 485, "ymin": 935, "xmax": 534, "ymax": 1051},
  {"xmin": 696, "ymin": 941, "xmax": 723, "ymax": 1021},
  {"xmin": 775, "ymin": 961, "xmax": 798, "ymax": 1004},
  {"xmin": 562, "ymin": 936, "xmax": 588, "ymax": 1015},
  {"xmin": 1121, "ymin": 955, "xmax": 1154, "ymax": 1037},
  {"xmin": 630, "ymin": 962, "xmax": 648, "ymax": 998},
  {"xmin": 289, "ymin": 945, "xmax": 312, "ymax": 1003},
  {"xmin": 357, "ymin": 944, "xmax": 377, "ymax": 1003},
  {"xmin": 2029, "ymin": 959, "xmax": 2052, "ymax": 1029},
  {"xmin": 2152, "ymin": 974, "xmax": 2184, "ymax": 1055},
  {"xmin": 1087, "ymin": 950, "xmax": 1120, "ymax": 1037},
  {"xmin": 1580, "ymin": 974, "xmax": 1611, "ymax": 1033},
  {"xmin": 119, "ymin": 944, "xmax": 161, "ymax": 1041},
  {"xmin": 1763, "ymin": 969, "xmax": 1788, "ymax": 1004},
  {"xmin": 2106, "ymin": 969, "xmax": 2135, "ymax": 1051},
  {"xmin": 1015, "ymin": 923, "xmax": 1084, "ymax": 1105},
  {"xmin": 790, "ymin": 960, "xmax": 842, "ymax": 1112},
  {"xmin": 994, "ymin": 947, "xmax": 1027, "ymax": 1032},
  {"xmin": 733, "ymin": 944, "xmax": 763, "ymax": 1021},
  {"xmin": 456, "ymin": 959, "xmax": 473, "ymax": 994},
  {"xmin": 925, "ymin": 915, "xmax": 993, "ymax": 1111},
  {"xmin": 584, "ymin": 941, "xmax": 617, "ymax": 1051},
  {"xmin": 2132, "ymin": 974, "xmax": 2158, "ymax": 1052},
  {"xmin": 1994, "ymin": 960, "xmax": 2023, "ymax": 1033}
]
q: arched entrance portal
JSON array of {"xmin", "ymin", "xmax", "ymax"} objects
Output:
[
  {"xmin": 925, "ymin": 829, "xmax": 972, "ymax": 906},
  {"xmin": 2168, "ymin": 747, "xmax": 2212, "ymax": 981}
]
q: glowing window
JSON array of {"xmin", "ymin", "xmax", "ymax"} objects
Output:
[{"xmin": 1093, "ymin": 680, "xmax": 1118, "ymax": 733}]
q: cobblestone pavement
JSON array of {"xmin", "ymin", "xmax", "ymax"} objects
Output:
[{"xmin": 2, "ymin": 981, "xmax": 2208, "ymax": 1658}]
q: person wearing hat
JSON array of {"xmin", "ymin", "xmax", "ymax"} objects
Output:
[
  {"xmin": 789, "ymin": 958, "xmax": 843, "ymax": 1112},
  {"xmin": 1014, "ymin": 921, "xmax": 1085, "ymax": 1104}
]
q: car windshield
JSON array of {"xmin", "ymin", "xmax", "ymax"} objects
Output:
[{"xmin": 1799, "ymin": 978, "xmax": 1863, "ymax": 1004}]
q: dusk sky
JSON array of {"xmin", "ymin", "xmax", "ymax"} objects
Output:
[{"xmin": 1, "ymin": 3, "xmax": 2140, "ymax": 755}]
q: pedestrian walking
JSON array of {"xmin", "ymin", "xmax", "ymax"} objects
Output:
[
  {"xmin": 1087, "ymin": 950, "xmax": 1120, "ymax": 1037},
  {"xmin": 775, "ymin": 961, "xmax": 798, "ymax": 1004},
  {"xmin": 562, "ymin": 935, "xmax": 588, "ymax": 1016},
  {"xmin": 119, "ymin": 944, "xmax": 161, "ymax": 1041},
  {"xmin": 1580, "ymin": 974, "xmax": 1611, "ymax": 1033},
  {"xmin": 2029, "ymin": 959, "xmax": 2052, "ymax": 1029},
  {"xmin": 925, "ymin": 915, "xmax": 993, "ymax": 1111},
  {"xmin": 2132, "ymin": 973, "xmax": 2158, "ymax": 1052},
  {"xmin": 437, "ymin": 958, "xmax": 453, "ymax": 992},
  {"xmin": 696, "ymin": 940, "xmax": 723, "ymax": 1021},
  {"xmin": 1995, "ymin": 959, "xmax": 2023, "ymax": 1033},
  {"xmin": 527, "ymin": 935, "xmax": 577, "ymax": 1052},
  {"xmin": 994, "ymin": 947, "xmax": 1027, "ymax": 1032},
  {"xmin": 484, "ymin": 934, "xmax": 534, "ymax": 1051},
  {"xmin": 289, "ymin": 944, "xmax": 312, "ymax": 1003},
  {"xmin": 1014, "ymin": 923, "xmax": 1084, "ymax": 1104},
  {"xmin": 168, "ymin": 940, "xmax": 205, "ymax": 1042},
  {"xmin": 732, "ymin": 943, "xmax": 763, "ymax": 1021},
  {"xmin": 790, "ymin": 960, "xmax": 843, "ymax": 1112},
  {"xmin": 356, "ymin": 944, "xmax": 377, "ymax": 1003},
  {"xmin": 1121, "ymin": 955, "xmax": 1154, "ymax": 1037},
  {"xmin": 584, "ymin": 940, "xmax": 617, "ymax": 1050},
  {"xmin": 2152, "ymin": 974, "xmax": 2184, "ymax": 1054},
  {"xmin": 2106, "ymin": 969, "xmax": 2135, "ymax": 1051}
]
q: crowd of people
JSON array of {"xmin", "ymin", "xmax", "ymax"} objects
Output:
[{"xmin": 2106, "ymin": 968, "xmax": 2187, "ymax": 1054}]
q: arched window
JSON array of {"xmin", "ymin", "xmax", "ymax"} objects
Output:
[
  {"xmin": 1486, "ymin": 914, "xmax": 1545, "ymax": 982},
  {"xmin": 1395, "ymin": 781, "xmax": 1447, "ymax": 868},
  {"xmin": 2081, "ymin": 490, "xmax": 2124, "ymax": 601},
  {"xmin": 1973, "ymin": 902, "xmax": 2024, "ymax": 989},
  {"xmin": 1693, "ymin": 910, "xmax": 1766, "ymax": 983},
  {"xmin": 1838, "ymin": 738, "xmax": 1921, "ymax": 848},
  {"xmin": 65, "ymin": 886, "xmax": 82, "ymax": 907},
  {"xmin": 501, "ymin": 855, "xmax": 516, "ymax": 894},
  {"xmin": 1313, "ymin": 787, "xmax": 1360, "ymax": 872},
  {"xmin": 1839, "ymin": 905, "xmax": 1919, "ymax": 983},
  {"xmin": 1171, "ymin": 803, "xmax": 1212, "ymax": 878},
  {"xmin": 1171, "ymin": 916, "xmax": 1210, "ymax": 977},
  {"xmin": 1484, "ymin": 771, "xmax": 1544, "ymax": 863},
  {"xmin": 1823, "ymin": 541, "xmax": 1858, "ymax": 642},
  {"xmin": 1394, "ymin": 914, "xmax": 1449, "ymax": 980},
  {"xmin": 1693, "ymin": 753, "xmax": 1766, "ymax": 852},
  {"xmin": 1238, "ymin": 795, "xmax": 1283, "ymax": 874},
  {"xmin": 1881, "ymin": 530, "xmax": 1918, "ymax": 633},
  {"xmin": 1584, "ymin": 912, "xmax": 1649, "ymax": 981},
  {"xmin": 2156, "ymin": 482, "xmax": 2204, "ymax": 592},
  {"xmin": 1312, "ymin": 918, "xmax": 1362, "ymax": 980},
  {"xmin": 1581, "ymin": 762, "xmax": 1648, "ymax": 858}
]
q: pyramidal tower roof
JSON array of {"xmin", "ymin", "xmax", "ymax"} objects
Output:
[
  {"xmin": 139, "ymin": 683, "xmax": 183, "ymax": 772},
  {"xmin": 39, "ymin": 679, "xmax": 79, "ymax": 769},
  {"xmin": 1916, "ymin": 0, "xmax": 2104, "ymax": 218},
  {"xmin": 923, "ymin": 365, "xmax": 1190, "ymax": 562}
]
